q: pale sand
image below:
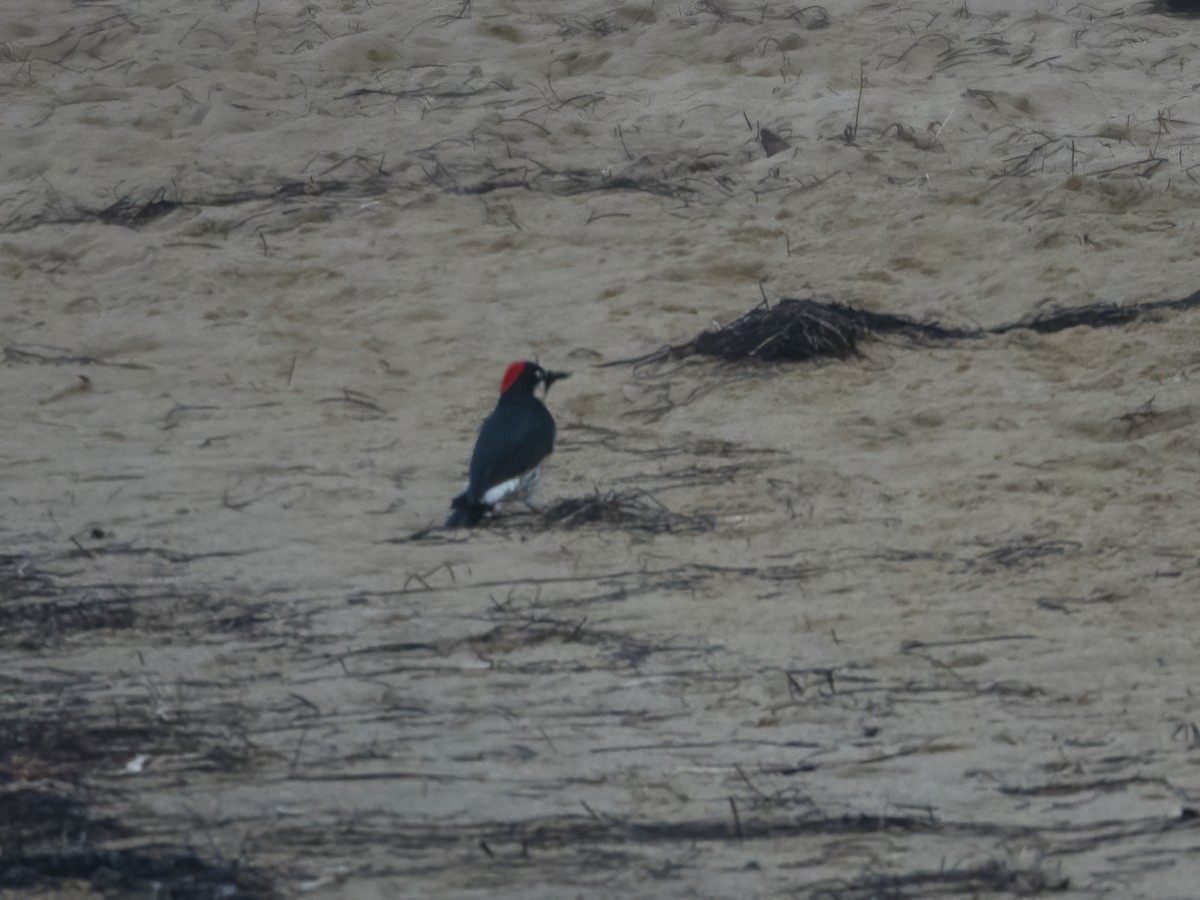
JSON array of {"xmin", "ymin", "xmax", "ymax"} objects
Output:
[{"xmin": 4, "ymin": 1, "xmax": 1200, "ymax": 897}]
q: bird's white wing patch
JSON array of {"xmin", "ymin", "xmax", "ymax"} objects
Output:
[{"xmin": 482, "ymin": 468, "xmax": 540, "ymax": 506}]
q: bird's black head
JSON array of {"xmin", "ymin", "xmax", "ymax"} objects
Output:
[{"xmin": 500, "ymin": 361, "xmax": 570, "ymax": 397}]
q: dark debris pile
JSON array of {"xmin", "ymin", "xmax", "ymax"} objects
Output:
[
  {"xmin": 686, "ymin": 298, "xmax": 972, "ymax": 363},
  {"xmin": 619, "ymin": 289, "xmax": 1200, "ymax": 366},
  {"xmin": 533, "ymin": 490, "xmax": 714, "ymax": 535}
]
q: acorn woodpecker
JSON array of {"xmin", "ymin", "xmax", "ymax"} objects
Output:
[{"xmin": 446, "ymin": 361, "xmax": 569, "ymax": 528}]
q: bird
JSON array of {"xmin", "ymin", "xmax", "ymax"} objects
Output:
[{"xmin": 446, "ymin": 361, "xmax": 569, "ymax": 528}]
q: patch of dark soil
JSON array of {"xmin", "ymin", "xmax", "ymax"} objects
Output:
[
  {"xmin": 0, "ymin": 786, "xmax": 273, "ymax": 898},
  {"xmin": 0, "ymin": 787, "xmax": 125, "ymax": 853},
  {"xmin": 0, "ymin": 848, "xmax": 273, "ymax": 898}
]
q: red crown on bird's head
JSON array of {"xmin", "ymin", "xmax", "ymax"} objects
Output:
[
  {"xmin": 501, "ymin": 361, "xmax": 530, "ymax": 394},
  {"xmin": 499, "ymin": 360, "xmax": 569, "ymax": 395}
]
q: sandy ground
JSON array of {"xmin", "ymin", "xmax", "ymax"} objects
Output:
[{"xmin": 4, "ymin": 0, "xmax": 1200, "ymax": 897}]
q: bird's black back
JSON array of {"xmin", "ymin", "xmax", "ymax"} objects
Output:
[{"xmin": 465, "ymin": 392, "xmax": 556, "ymax": 506}]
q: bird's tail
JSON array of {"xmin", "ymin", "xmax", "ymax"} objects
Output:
[{"xmin": 446, "ymin": 493, "xmax": 487, "ymax": 528}]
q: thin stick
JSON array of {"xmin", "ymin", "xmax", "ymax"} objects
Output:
[
  {"xmin": 853, "ymin": 63, "xmax": 865, "ymax": 138},
  {"xmin": 933, "ymin": 106, "xmax": 954, "ymax": 140},
  {"xmin": 616, "ymin": 123, "xmax": 632, "ymax": 160}
]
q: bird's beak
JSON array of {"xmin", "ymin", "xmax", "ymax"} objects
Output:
[{"xmin": 542, "ymin": 370, "xmax": 570, "ymax": 392}]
